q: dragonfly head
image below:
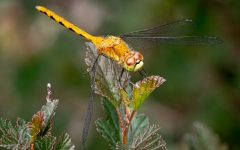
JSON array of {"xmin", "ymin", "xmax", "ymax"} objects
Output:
[{"xmin": 124, "ymin": 52, "xmax": 144, "ymax": 72}]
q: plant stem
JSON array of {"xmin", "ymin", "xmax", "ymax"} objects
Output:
[
  {"xmin": 123, "ymin": 109, "xmax": 136, "ymax": 145},
  {"xmin": 116, "ymin": 107, "xmax": 124, "ymax": 136}
]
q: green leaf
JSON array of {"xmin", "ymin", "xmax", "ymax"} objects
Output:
[
  {"xmin": 35, "ymin": 136, "xmax": 56, "ymax": 150},
  {"xmin": 116, "ymin": 142, "xmax": 132, "ymax": 150},
  {"xmin": 102, "ymin": 97, "xmax": 120, "ymax": 130},
  {"xmin": 16, "ymin": 118, "xmax": 26, "ymax": 128},
  {"xmin": 131, "ymin": 113, "xmax": 149, "ymax": 137},
  {"xmin": 132, "ymin": 124, "xmax": 166, "ymax": 150},
  {"xmin": 96, "ymin": 119, "xmax": 119, "ymax": 150},
  {"xmin": 85, "ymin": 42, "xmax": 129, "ymax": 107},
  {"xmin": 184, "ymin": 121, "xmax": 228, "ymax": 150},
  {"xmin": 95, "ymin": 98, "xmax": 120, "ymax": 149},
  {"xmin": 136, "ymin": 133, "xmax": 166, "ymax": 150},
  {"xmin": 0, "ymin": 133, "xmax": 18, "ymax": 149},
  {"xmin": 0, "ymin": 118, "xmax": 30, "ymax": 150},
  {"xmin": 117, "ymin": 131, "xmax": 166, "ymax": 150},
  {"xmin": 15, "ymin": 118, "xmax": 28, "ymax": 138},
  {"xmin": 14, "ymin": 118, "xmax": 30, "ymax": 149},
  {"xmin": 131, "ymin": 76, "xmax": 166, "ymax": 110},
  {"xmin": 56, "ymin": 133, "xmax": 75, "ymax": 150},
  {"xmin": 40, "ymin": 100, "xmax": 59, "ymax": 136},
  {"xmin": 128, "ymin": 113, "xmax": 149, "ymax": 145},
  {"xmin": 0, "ymin": 118, "xmax": 13, "ymax": 134}
]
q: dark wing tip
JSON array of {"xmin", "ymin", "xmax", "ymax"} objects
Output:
[{"xmin": 209, "ymin": 36, "xmax": 223, "ymax": 45}]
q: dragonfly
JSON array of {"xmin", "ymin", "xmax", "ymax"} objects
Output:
[{"xmin": 36, "ymin": 6, "xmax": 222, "ymax": 145}]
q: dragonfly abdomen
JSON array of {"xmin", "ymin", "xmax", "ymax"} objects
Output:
[{"xmin": 36, "ymin": 6, "xmax": 103, "ymax": 45}]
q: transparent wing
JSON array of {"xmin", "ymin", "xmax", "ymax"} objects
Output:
[
  {"xmin": 120, "ymin": 19, "xmax": 222, "ymax": 50},
  {"xmin": 121, "ymin": 18, "xmax": 196, "ymax": 37},
  {"xmin": 82, "ymin": 79, "xmax": 94, "ymax": 145},
  {"xmin": 82, "ymin": 51, "xmax": 99, "ymax": 145},
  {"xmin": 123, "ymin": 36, "xmax": 222, "ymax": 48}
]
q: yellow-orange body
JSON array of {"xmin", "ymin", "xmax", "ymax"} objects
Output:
[
  {"xmin": 36, "ymin": 6, "xmax": 144, "ymax": 71},
  {"xmin": 98, "ymin": 36, "xmax": 130, "ymax": 63}
]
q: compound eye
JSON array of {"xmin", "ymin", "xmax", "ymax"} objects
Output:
[
  {"xmin": 126, "ymin": 57, "xmax": 136, "ymax": 66},
  {"xmin": 134, "ymin": 52, "xmax": 143, "ymax": 60}
]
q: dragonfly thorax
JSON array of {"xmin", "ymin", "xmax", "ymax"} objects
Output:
[{"xmin": 97, "ymin": 36, "xmax": 144, "ymax": 72}]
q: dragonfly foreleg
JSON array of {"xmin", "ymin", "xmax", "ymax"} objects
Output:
[
  {"xmin": 126, "ymin": 71, "xmax": 140, "ymax": 88},
  {"xmin": 118, "ymin": 68, "xmax": 131, "ymax": 88},
  {"xmin": 142, "ymin": 68, "xmax": 149, "ymax": 77},
  {"xmin": 138, "ymin": 67, "xmax": 148, "ymax": 78},
  {"xmin": 118, "ymin": 68, "xmax": 125, "ymax": 88}
]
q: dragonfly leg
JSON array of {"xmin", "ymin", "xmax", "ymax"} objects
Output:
[
  {"xmin": 119, "ymin": 68, "xmax": 141, "ymax": 90},
  {"xmin": 82, "ymin": 53, "xmax": 106, "ymax": 77},
  {"xmin": 138, "ymin": 70, "xmax": 145, "ymax": 78},
  {"xmin": 118, "ymin": 68, "xmax": 125, "ymax": 88},
  {"xmin": 138, "ymin": 68, "xmax": 148, "ymax": 78},
  {"xmin": 82, "ymin": 71, "xmax": 89, "ymax": 77},
  {"xmin": 126, "ymin": 71, "xmax": 140, "ymax": 89},
  {"xmin": 142, "ymin": 68, "xmax": 149, "ymax": 77}
]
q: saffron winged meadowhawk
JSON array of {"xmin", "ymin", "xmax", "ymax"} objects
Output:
[{"xmin": 35, "ymin": 6, "xmax": 222, "ymax": 145}]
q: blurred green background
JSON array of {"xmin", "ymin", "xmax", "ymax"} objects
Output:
[{"xmin": 0, "ymin": 0, "xmax": 239, "ymax": 149}]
